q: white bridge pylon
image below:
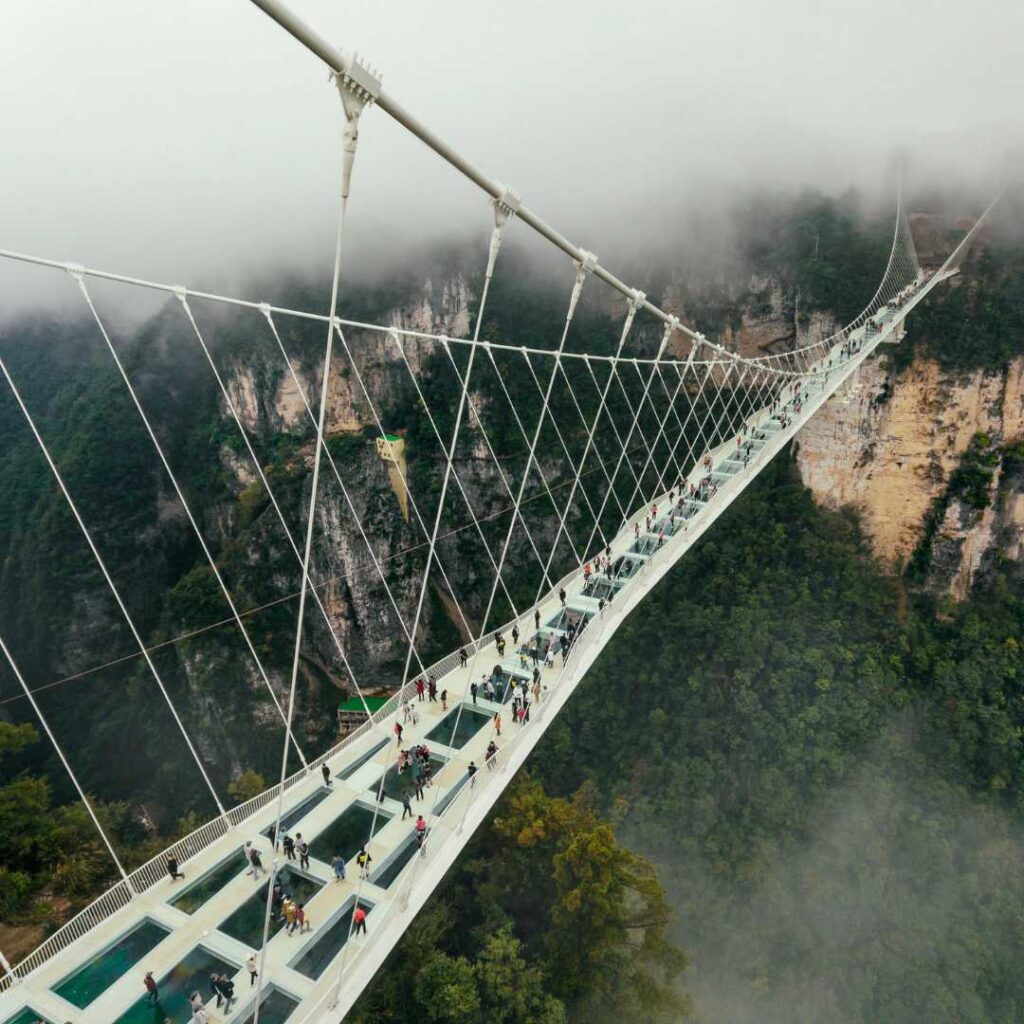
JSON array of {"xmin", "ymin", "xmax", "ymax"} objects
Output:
[{"xmin": 0, "ymin": 0, "xmax": 1003, "ymax": 1018}]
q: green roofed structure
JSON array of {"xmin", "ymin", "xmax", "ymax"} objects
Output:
[{"xmin": 337, "ymin": 695, "xmax": 389, "ymax": 737}]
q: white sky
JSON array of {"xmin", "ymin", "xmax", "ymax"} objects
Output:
[{"xmin": 0, "ymin": 0, "xmax": 1020, "ymax": 316}]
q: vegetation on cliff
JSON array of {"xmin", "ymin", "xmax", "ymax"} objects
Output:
[
  {"xmin": 531, "ymin": 453, "xmax": 1024, "ymax": 1022},
  {"xmin": 352, "ymin": 777, "xmax": 688, "ymax": 1024}
]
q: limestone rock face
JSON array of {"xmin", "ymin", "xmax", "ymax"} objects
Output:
[{"xmin": 795, "ymin": 351, "xmax": 1024, "ymax": 599}]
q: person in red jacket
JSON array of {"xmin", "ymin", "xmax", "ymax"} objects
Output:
[{"xmin": 353, "ymin": 904, "xmax": 368, "ymax": 935}]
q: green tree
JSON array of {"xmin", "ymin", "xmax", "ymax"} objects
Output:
[
  {"xmin": 414, "ymin": 951, "xmax": 480, "ymax": 1024},
  {"xmin": 0, "ymin": 721, "xmax": 38, "ymax": 758},
  {"xmin": 227, "ymin": 769, "xmax": 267, "ymax": 805}
]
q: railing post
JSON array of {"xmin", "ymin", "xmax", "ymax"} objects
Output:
[{"xmin": 0, "ymin": 950, "xmax": 19, "ymax": 987}]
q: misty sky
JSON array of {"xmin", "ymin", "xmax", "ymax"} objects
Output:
[{"xmin": 1, "ymin": 0, "xmax": 1020, "ymax": 316}]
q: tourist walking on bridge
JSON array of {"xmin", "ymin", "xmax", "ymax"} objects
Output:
[
  {"xmin": 357, "ymin": 847, "xmax": 372, "ymax": 879},
  {"xmin": 246, "ymin": 953, "xmax": 257, "ymax": 987},
  {"xmin": 189, "ymin": 992, "xmax": 209, "ymax": 1024},
  {"xmin": 353, "ymin": 904, "xmax": 368, "ymax": 935},
  {"xmin": 166, "ymin": 854, "xmax": 184, "ymax": 882}
]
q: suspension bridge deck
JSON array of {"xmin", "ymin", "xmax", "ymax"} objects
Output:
[{"xmin": 0, "ymin": 284, "xmax": 928, "ymax": 1024}]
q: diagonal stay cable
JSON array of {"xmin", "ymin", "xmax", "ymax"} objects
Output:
[
  {"xmin": 436, "ymin": 339, "xmax": 559, "ymax": 593},
  {"xmin": 0, "ymin": 417, "xmax": 693, "ymax": 712},
  {"xmin": 0, "ymin": 634, "xmax": 137, "ymax": 893},
  {"xmin": 580, "ymin": 319, "xmax": 678, "ymax": 559},
  {"xmin": 531, "ymin": 297, "xmax": 642, "ymax": 600},
  {"xmin": 260, "ymin": 308, "xmax": 433, "ymax": 684},
  {"xmin": 0, "ymin": 351, "xmax": 228, "ymax": 818},
  {"xmin": 71, "ymin": 272, "xmax": 309, "ymax": 767},
  {"xmin": 177, "ymin": 294, "xmax": 382, "ymax": 727}
]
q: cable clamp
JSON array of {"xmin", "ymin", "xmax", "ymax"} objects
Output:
[
  {"xmin": 335, "ymin": 53, "xmax": 382, "ymax": 114},
  {"xmin": 172, "ymin": 285, "xmax": 187, "ymax": 304},
  {"xmin": 493, "ymin": 185, "xmax": 521, "ymax": 223},
  {"xmin": 258, "ymin": 302, "xmax": 272, "ymax": 320},
  {"xmin": 629, "ymin": 288, "xmax": 646, "ymax": 310},
  {"xmin": 64, "ymin": 262, "xmax": 85, "ymax": 282},
  {"xmin": 577, "ymin": 249, "xmax": 599, "ymax": 273}
]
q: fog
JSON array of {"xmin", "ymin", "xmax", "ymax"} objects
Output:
[
  {"xmin": 1, "ymin": 0, "xmax": 1020, "ymax": 318},
  {"xmin": 633, "ymin": 716, "xmax": 1024, "ymax": 1023}
]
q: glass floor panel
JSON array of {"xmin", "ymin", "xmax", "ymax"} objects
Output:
[
  {"xmin": 290, "ymin": 897, "xmax": 375, "ymax": 979},
  {"xmin": 629, "ymin": 537, "xmax": 659, "ymax": 554},
  {"xmin": 611, "ymin": 556, "xmax": 642, "ymax": 579},
  {"xmin": 236, "ymin": 986, "xmax": 299, "ymax": 1024},
  {"xmin": 52, "ymin": 918, "xmax": 170, "ymax": 1008},
  {"xmin": 113, "ymin": 945, "xmax": 237, "ymax": 1024},
  {"xmin": 308, "ymin": 803, "xmax": 391, "ymax": 864},
  {"xmin": 371, "ymin": 835, "xmax": 419, "ymax": 888},
  {"xmin": 168, "ymin": 848, "xmax": 245, "ymax": 914},
  {"xmin": 426, "ymin": 704, "xmax": 491, "ymax": 749},
  {"xmin": 217, "ymin": 866, "xmax": 323, "ymax": 948},
  {"xmin": 3, "ymin": 1010, "xmax": 56, "ymax": 1024},
  {"xmin": 435, "ymin": 773, "xmax": 471, "ymax": 816},
  {"xmin": 546, "ymin": 608, "xmax": 588, "ymax": 633},
  {"xmin": 368, "ymin": 756, "xmax": 447, "ymax": 801},
  {"xmin": 338, "ymin": 738, "xmax": 389, "ymax": 780},
  {"xmin": 262, "ymin": 787, "xmax": 331, "ymax": 837},
  {"xmin": 581, "ymin": 578, "xmax": 622, "ymax": 599},
  {"xmin": 498, "ymin": 676, "xmax": 532, "ymax": 704}
]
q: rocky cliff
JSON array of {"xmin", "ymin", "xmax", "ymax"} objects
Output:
[{"xmin": 794, "ymin": 344, "xmax": 1024, "ymax": 600}]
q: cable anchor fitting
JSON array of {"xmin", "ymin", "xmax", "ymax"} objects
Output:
[
  {"xmin": 333, "ymin": 53, "xmax": 382, "ymax": 201},
  {"xmin": 657, "ymin": 316, "xmax": 680, "ymax": 358},
  {"xmin": 566, "ymin": 250, "xmax": 598, "ymax": 322},
  {"xmin": 485, "ymin": 185, "xmax": 521, "ymax": 279}
]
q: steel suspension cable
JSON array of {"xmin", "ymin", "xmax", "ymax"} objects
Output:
[{"xmin": 251, "ymin": 72, "xmax": 370, "ymax": 1023}]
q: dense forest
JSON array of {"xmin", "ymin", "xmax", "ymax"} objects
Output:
[
  {"xmin": 353, "ymin": 451, "xmax": 1024, "ymax": 1024},
  {"xmin": 1, "ymin": 189, "xmax": 1023, "ymax": 1020}
]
